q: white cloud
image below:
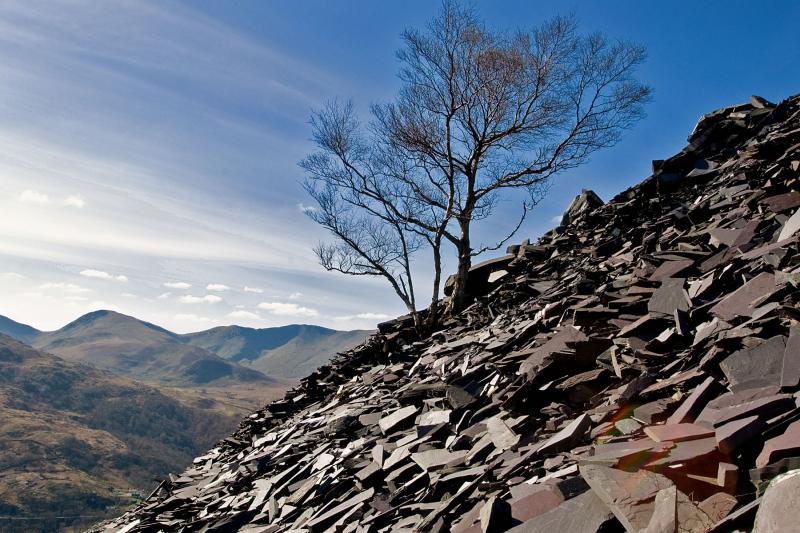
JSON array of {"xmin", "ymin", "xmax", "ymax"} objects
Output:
[
  {"xmin": 64, "ymin": 295, "xmax": 89, "ymax": 301},
  {"xmin": 228, "ymin": 310, "xmax": 261, "ymax": 320},
  {"xmin": 80, "ymin": 269, "xmax": 128, "ymax": 282},
  {"xmin": 164, "ymin": 281, "xmax": 192, "ymax": 289},
  {"xmin": 0, "ymin": 272, "xmax": 23, "ymax": 280},
  {"xmin": 206, "ymin": 283, "xmax": 230, "ymax": 292},
  {"xmin": 297, "ymin": 202, "xmax": 317, "ymax": 214},
  {"xmin": 334, "ymin": 312, "xmax": 392, "ymax": 321},
  {"xmin": 288, "ymin": 291, "xmax": 303, "ymax": 300},
  {"xmin": 18, "ymin": 190, "xmax": 50, "ymax": 204},
  {"xmin": 179, "ymin": 294, "xmax": 223, "ymax": 304},
  {"xmin": 88, "ymin": 301, "xmax": 120, "ymax": 312},
  {"xmin": 258, "ymin": 301, "xmax": 318, "ymax": 317},
  {"xmin": 157, "ymin": 292, "xmax": 171, "ymax": 300},
  {"xmin": 243, "ymin": 286, "xmax": 263, "ymax": 293},
  {"xmin": 121, "ymin": 293, "xmax": 138, "ymax": 299},
  {"xmin": 39, "ymin": 282, "xmax": 92, "ymax": 293},
  {"xmin": 63, "ymin": 195, "xmax": 86, "ymax": 208}
]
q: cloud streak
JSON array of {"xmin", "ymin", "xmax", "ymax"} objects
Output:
[
  {"xmin": 179, "ymin": 294, "xmax": 223, "ymax": 304},
  {"xmin": 258, "ymin": 301, "xmax": 318, "ymax": 317},
  {"xmin": 80, "ymin": 269, "xmax": 128, "ymax": 282}
]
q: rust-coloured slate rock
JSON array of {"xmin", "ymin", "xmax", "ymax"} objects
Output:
[
  {"xmin": 710, "ymin": 272, "xmax": 776, "ymax": 322},
  {"xmin": 580, "ymin": 463, "xmax": 673, "ymax": 531},
  {"xmin": 756, "ymin": 420, "xmax": 800, "ymax": 468},
  {"xmin": 715, "ymin": 415, "xmax": 765, "ymax": 454},
  {"xmin": 780, "ymin": 325, "xmax": 800, "ymax": 389},
  {"xmin": 719, "ymin": 335, "xmax": 787, "ymax": 392},
  {"xmin": 506, "ymin": 490, "xmax": 613, "ymax": 533},
  {"xmin": 667, "ymin": 376, "xmax": 719, "ymax": 424},
  {"xmin": 644, "ymin": 423, "xmax": 715, "ymax": 443},
  {"xmin": 753, "ymin": 470, "xmax": 800, "ymax": 532}
]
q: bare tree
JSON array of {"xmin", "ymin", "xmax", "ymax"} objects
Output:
[{"xmin": 302, "ymin": 1, "xmax": 652, "ymax": 326}]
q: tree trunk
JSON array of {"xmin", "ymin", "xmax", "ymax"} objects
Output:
[{"xmin": 448, "ymin": 222, "xmax": 472, "ymax": 313}]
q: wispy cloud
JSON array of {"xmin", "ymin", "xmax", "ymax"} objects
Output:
[
  {"xmin": 288, "ymin": 291, "xmax": 303, "ymax": 300},
  {"xmin": 18, "ymin": 190, "xmax": 86, "ymax": 208},
  {"xmin": 0, "ymin": 272, "xmax": 23, "ymax": 280},
  {"xmin": 0, "ymin": 0, "xmax": 401, "ymax": 333},
  {"xmin": 258, "ymin": 301, "xmax": 318, "ymax": 317},
  {"xmin": 80, "ymin": 269, "xmax": 128, "ymax": 282},
  {"xmin": 164, "ymin": 281, "xmax": 192, "ymax": 289},
  {"xmin": 228, "ymin": 310, "xmax": 261, "ymax": 320},
  {"xmin": 121, "ymin": 292, "xmax": 138, "ymax": 299},
  {"xmin": 39, "ymin": 282, "xmax": 92, "ymax": 293},
  {"xmin": 179, "ymin": 294, "xmax": 223, "ymax": 304},
  {"xmin": 334, "ymin": 312, "xmax": 392, "ymax": 321},
  {"xmin": 206, "ymin": 283, "xmax": 230, "ymax": 292}
]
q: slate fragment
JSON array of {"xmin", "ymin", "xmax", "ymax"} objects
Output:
[
  {"xmin": 719, "ymin": 336, "xmax": 787, "ymax": 392},
  {"xmin": 580, "ymin": 463, "xmax": 673, "ymax": 531},
  {"xmin": 752, "ymin": 470, "xmax": 800, "ymax": 532},
  {"xmin": 505, "ymin": 490, "xmax": 614, "ymax": 533}
]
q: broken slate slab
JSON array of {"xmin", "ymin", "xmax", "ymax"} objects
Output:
[
  {"xmin": 505, "ymin": 489, "xmax": 613, "ymax": 533},
  {"xmin": 580, "ymin": 463, "xmax": 673, "ymax": 531},
  {"xmin": 479, "ymin": 496, "xmax": 512, "ymax": 533},
  {"xmin": 719, "ymin": 336, "xmax": 787, "ymax": 392},
  {"xmin": 644, "ymin": 423, "xmax": 715, "ymax": 443},
  {"xmin": 411, "ymin": 448, "xmax": 468, "ymax": 471},
  {"xmin": 378, "ymin": 406, "xmax": 418, "ymax": 434},
  {"xmin": 648, "ymin": 278, "xmax": 690, "ymax": 316},
  {"xmin": 667, "ymin": 376, "xmax": 719, "ymax": 424},
  {"xmin": 537, "ymin": 414, "xmax": 591, "ymax": 456},
  {"xmin": 715, "ymin": 415, "xmax": 765, "ymax": 454},
  {"xmin": 780, "ymin": 325, "xmax": 800, "ymax": 389},
  {"xmin": 486, "ymin": 417, "xmax": 521, "ymax": 451},
  {"xmin": 752, "ymin": 469, "xmax": 800, "ymax": 532},
  {"xmin": 710, "ymin": 272, "xmax": 776, "ymax": 322},
  {"xmin": 508, "ymin": 485, "xmax": 564, "ymax": 524},
  {"xmin": 756, "ymin": 420, "xmax": 800, "ymax": 468}
]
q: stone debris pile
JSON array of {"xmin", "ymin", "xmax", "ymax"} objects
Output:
[{"xmin": 97, "ymin": 92, "xmax": 800, "ymax": 532}]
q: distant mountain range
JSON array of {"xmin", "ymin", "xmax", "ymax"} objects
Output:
[
  {"xmin": 182, "ymin": 323, "xmax": 371, "ymax": 378},
  {"xmin": 0, "ymin": 310, "xmax": 372, "ymax": 383},
  {"xmin": 0, "ymin": 334, "xmax": 240, "ymax": 532}
]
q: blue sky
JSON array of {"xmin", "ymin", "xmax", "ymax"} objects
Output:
[{"xmin": 0, "ymin": 0, "xmax": 798, "ymax": 332}]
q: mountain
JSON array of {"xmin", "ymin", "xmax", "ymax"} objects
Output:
[
  {"xmin": 0, "ymin": 314, "xmax": 41, "ymax": 344},
  {"xmin": 0, "ymin": 311, "xmax": 371, "ymax": 383},
  {"xmin": 0, "ymin": 334, "xmax": 241, "ymax": 532},
  {"xmin": 30, "ymin": 310, "xmax": 274, "ymax": 387},
  {"xmin": 181, "ymin": 324, "xmax": 372, "ymax": 378},
  {"xmin": 98, "ymin": 93, "xmax": 800, "ymax": 532}
]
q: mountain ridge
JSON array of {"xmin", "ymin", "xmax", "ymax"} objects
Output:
[{"xmin": 0, "ymin": 310, "xmax": 371, "ymax": 383}]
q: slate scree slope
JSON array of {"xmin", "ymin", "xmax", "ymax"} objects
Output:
[{"xmin": 98, "ymin": 93, "xmax": 800, "ymax": 532}]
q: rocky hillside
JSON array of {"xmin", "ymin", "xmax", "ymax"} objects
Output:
[
  {"xmin": 97, "ymin": 92, "xmax": 800, "ymax": 532},
  {"xmin": 0, "ymin": 335, "xmax": 240, "ymax": 533}
]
